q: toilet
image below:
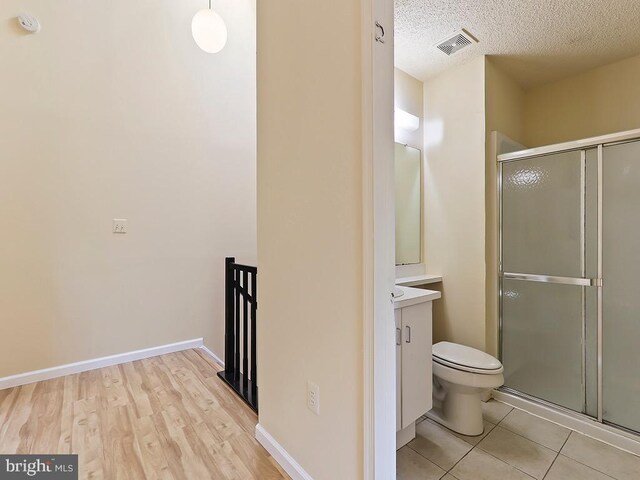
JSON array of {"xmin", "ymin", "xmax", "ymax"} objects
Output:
[{"xmin": 427, "ymin": 341, "xmax": 504, "ymax": 436}]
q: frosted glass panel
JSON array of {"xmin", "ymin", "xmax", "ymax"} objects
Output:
[
  {"xmin": 501, "ymin": 148, "xmax": 598, "ymax": 416},
  {"xmin": 502, "ymin": 151, "xmax": 583, "ymax": 277},
  {"xmin": 395, "ymin": 143, "xmax": 422, "ymax": 265},
  {"xmin": 602, "ymin": 141, "xmax": 640, "ymax": 433},
  {"xmin": 502, "ymin": 279, "xmax": 585, "ymax": 411}
]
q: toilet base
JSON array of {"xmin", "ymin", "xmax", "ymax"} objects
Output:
[
  {"xmin": 426, "ymin": 405, "xmax": 484, "ymax": 437},
  {"xmin": 430, "ymin": 357, "xmax": 504, "ymax": 436},
  {"xmin": 427, "ymin": 379, "xmax": 486, "ymax": 436}
]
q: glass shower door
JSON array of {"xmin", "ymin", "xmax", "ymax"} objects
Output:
[
  {"xmin": 500, "ymin": 150, "xmax": 598, "ymax": 414},
  {"xmin": 602, "ymin": 140, "xmax": 640, "ymax": 433}
]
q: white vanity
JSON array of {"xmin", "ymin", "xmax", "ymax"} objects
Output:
[
  {"xmin": 393, "ymin": 142, "xmax": 442, "ymax": 447},
  {"xmin": 394, "ymin": 285, "xmax": 441, "ymax": 449}
]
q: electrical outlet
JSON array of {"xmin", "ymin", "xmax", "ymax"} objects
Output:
[
  {"xmin": 112, "ymin": 219, "xmax": 128, "ymax": 234},
  {"xmin": 307, "ymin": 381, "xmax": 320, "ymax": 415}
]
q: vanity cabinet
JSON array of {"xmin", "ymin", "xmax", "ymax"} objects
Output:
[
  {"xmin": 395, "ymin": 309, "xmax": 402, "ymax": 429},
  {"xmin": 396, "ymin": 300, "xmax": 432, "ymax": 431}
]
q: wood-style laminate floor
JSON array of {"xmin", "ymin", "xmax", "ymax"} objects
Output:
[{"xmin": 0, "ymin": 349, "xmax": 290, "ymax": 480}]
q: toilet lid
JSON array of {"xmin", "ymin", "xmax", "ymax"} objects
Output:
[{"xmin": 432, "ymin": 342, "xmax": 503, "ymax": 373}]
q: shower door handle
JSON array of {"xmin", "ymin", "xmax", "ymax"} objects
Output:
[{"xmin": 502, "ymin": 272, "xmax": 602, "ymax": 287}]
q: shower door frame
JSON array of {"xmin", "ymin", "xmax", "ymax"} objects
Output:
[{"xmin": 497, "ymin": 127, "xmax": 640, "ymax": 434}]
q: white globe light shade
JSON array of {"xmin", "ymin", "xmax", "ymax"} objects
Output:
[{"xmin": 192, "ymin": 9, "xmax": 227, "ymax": 53}]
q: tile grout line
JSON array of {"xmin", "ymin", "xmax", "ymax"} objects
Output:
[
  {"xmin": 473, "ymin": 444, "xmax": 538, "ymax": 479},
  {"xmin": 490, "ymin": 409, "xmax": 573, "ymax": 454},
  {"xmin": 409, "ymin": 405, "xmax": 516, "ymax": 477},
  {"xmin": 444, "ymin": 405, "xmax": 539, "ymax": 480},
  {"xmin": 444, "ymin": 410, "xmax": 504, "ymax": 473},
  {"xmin": 444, "ymin": 442, "xmax": 475, "ymax": 476},
  {"xmin": 477, "ymin": 405, "xmax": 561, "ymax": 480},
  {"xmin": 555, "ymin": 455, "xmax": 619, "ymax": 480},
  {"xmin": 554, "ymin": 431, "xmax": 622, "ymax": 480},
  {"xmin": 488, "ymin": 408, "xmax": 625, "ymax": 480},
  {"xmin": 405, "ymin": 419, "xmax": 482, "ymax": 476},
  {"xmin": 402, "ymin": 443, "xmax": 452, "ymax": 479},
  {"xmin": 403, "ymin": 437, "xmax": 452, "ymax": 475},
  {"xmin": 541, "ymin": 430, "xmax": 572, "ymax": 480},
  {"xmin": 493, "ymin": 405, "xmax": 514, "ymax": 427},
  {"xmin": 402, "ymin": 440, "xmax": 462, "ymax": 478},
  {"xmin": 542, "ymin": 433, "xmax": 620, "ymax": 480},
  {"xmin": 492, "ymin": 423, "xmax": 563, "ymax": 451}
]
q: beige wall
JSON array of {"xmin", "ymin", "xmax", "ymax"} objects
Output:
[
  {"xmin": 257, "ymin": 0, "xmax": 364, "ymax": 479},
  {"xmin": 0, "ymin": 0, "xmax": 256, "ymax": 377},
  {"xmin": 525, "ymin": 53, "xmax": 640, "ymax": 147},
  {"xmin": 484, "ymin": 58, "xmax": 525, "ymax": 355},
  {"xmin": 423, "ymin": 57, "xmax": 486, "ymax": 350},
  {"xmin": 394, "ymin": 68, "xmax": 424, "ymax": 149}
]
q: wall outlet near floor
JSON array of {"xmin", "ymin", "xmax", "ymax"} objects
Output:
[
  {"xmin": 112, "ymin": 219, "xmax": 128, "ymax": 234},
  {"xmin": 307, "ymin": 381, "xmax": 320, "ymax": 415}
]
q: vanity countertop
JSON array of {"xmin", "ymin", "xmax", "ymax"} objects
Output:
[
  {"xmin": 395, "ymin": 274, "xmax": 443, "ymax": 287},
  {"xmin": 393, "ymin": 285, "xmax": 441, "ymax": 310}
]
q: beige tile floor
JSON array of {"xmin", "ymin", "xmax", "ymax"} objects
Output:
[{"xmin": 397, "ymin": 400, "xmax": 640, "ymax": 480}]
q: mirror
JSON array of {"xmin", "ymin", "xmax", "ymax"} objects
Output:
[{"xmin": 395, "ymin": 143, "xmax": 422, "ymax": 265}]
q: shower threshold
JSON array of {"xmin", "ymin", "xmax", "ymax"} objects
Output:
[{"xmin": 493, "ymin": 387, "xmax": 640, "ymax": 457}]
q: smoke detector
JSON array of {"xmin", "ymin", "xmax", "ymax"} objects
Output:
[
  {"xmin": 435, "ymin": 29, "xmax": 478, "ymax": 56},
  {"xmin": 17, "ymin": 14, "xmax": 41, "ymax": 33}
]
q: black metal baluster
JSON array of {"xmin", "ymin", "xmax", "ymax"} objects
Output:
[
  {"xmin": 251, "ymin": 271, "xmax": 257, "ymax": 399},
  {"xmin": 242, "ymin": 270, "xmax": 249, "ymax": 397},
  {"xmin": 234, "ymin": 267, "xmax": 240, "ymax": 381},
  {"xmin": 224, "ymin": 257, "xmax": 235, "ymax": 375}
]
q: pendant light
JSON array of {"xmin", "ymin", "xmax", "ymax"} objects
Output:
[{"xmin": 192, "ymin": 0, "xmax": 227, "ymax": 53}]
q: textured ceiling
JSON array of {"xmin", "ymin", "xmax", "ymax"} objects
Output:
[{"xmin": 395, "ymin": 0, "xmax": 640, "ymax": 88}]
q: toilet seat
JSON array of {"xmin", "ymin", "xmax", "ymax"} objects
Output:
[{"xmin": 432, "ymin": 341, "xmax": 503, "ymax": 375}]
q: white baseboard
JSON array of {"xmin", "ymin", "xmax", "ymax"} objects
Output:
[
  {"xmin": 0, "ymin": 338, "xmax": 204, "ymax": 391},
  {"xmin": 255, "ymin": 424, "xmax": 313, "ymax": 480},
  {"xmin": 493, "ymin": 389, "xmax": 640, "ymax": 456},
  {"xmin": 199, "ymin": 345, "xmax": 224, "ymax": 366}
]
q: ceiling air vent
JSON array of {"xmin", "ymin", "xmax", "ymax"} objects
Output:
[{"xmin": 435, "ymin": 29, "xmax": 477, "ymax": 56}]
